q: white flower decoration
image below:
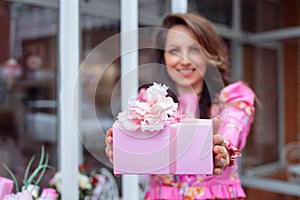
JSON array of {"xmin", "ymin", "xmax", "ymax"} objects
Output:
[
  {"xmin": 78, "ymin": 174, "xmax": 92, "ymax": 190},
  {"xmin": 117, "ymin": 83, "xmax": 178, "ymax": 132},
  {"xmin": 49, "ymin": 171, "xmax": 62, "ymax": 193},
  {"xmin": 22, "ymin": 184, "xmax": 40, "ymax": 198}
]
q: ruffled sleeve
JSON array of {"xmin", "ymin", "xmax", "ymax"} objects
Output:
[{"xmin": 216, "ymin": 81, "xmax": 255, "ymax": 150}]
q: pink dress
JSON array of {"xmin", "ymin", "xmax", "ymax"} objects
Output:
[{"xmin": 144, "ymin": 81, "xmax": 255, "ymax": 200}]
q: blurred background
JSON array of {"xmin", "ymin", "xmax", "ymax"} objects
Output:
[{"xmin": 0, "ymin": 0, "xmax": 299, "ymax": 199}]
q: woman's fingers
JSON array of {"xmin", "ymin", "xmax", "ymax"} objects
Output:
[
  {"xmin": 106, "ymin": 128, "xmax": 113, "ymax": 140},
  {"xmin": 213, "ymin": 134, "xmax": 230, "ymax": 175},
  {"xmin": 213, "ymin": 145, "xmax": 228, "ymax": 161},
  {"xmin": 105, "ymin": 135, "xmax": 113, "ymax": 145},
  {"xmin": 213, "ymin": 134, "xmax": 225, "ymax": 146},
  {"xmin": 212, "ymin": 117, "xmax": 228, "ymax": 175},
  {"xmin": 105, "ymin": 146, "xmax": 113, "ymax": 157},
  {"xmin": 105, "ymin": 128, "xmax": 113, "ymax": 145},
  {"xmin": 213, "ymin": 144, "xmax": 230, "ymax": 175},
  {"xmin": 105, "ymin": 128, "xmax": 114, "ymax": 163},
  {"xmin": 213, "ymin": 167, "xmax": 222, "ymax": 175},
  {"xmin": 212, "ymin": 115, "xmax": 222, "ymax": 134}
]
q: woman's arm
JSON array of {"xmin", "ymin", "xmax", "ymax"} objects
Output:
[{"xmin": 217, "ymin": 81, "xmax": 256, "ymax": 150}]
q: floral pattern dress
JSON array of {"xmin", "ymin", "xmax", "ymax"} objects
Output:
[{"xmin": 144, "ymin": 81, "xmax": 256, "ymax": 200}]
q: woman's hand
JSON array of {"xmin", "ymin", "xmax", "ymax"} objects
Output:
[
  {"xmin": 212, "ymin": 117, "xmax": 230, "ymax": 175},
  {"xmin": 105, "ymin": 128, "xmax": 114, "ymax": 163}
]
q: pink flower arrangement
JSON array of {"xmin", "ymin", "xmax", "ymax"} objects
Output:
[
  {"xmin": 117, "ymin": 83, "xmax": 178, "ymax": 132},
  {"xmin": 1, "ymin": 146, "xmax": 59, "ymax": 200},
  {"xmin": 3, "ymin": 189, "xmax": 58, "ymax": 200}
]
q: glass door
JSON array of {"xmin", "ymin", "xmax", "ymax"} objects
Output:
[{"xmin": 0, "ymin": 0, "xmax": 58, "ymax": 191}]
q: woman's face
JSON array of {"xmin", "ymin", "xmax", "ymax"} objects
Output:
[{"xmin": 164, "ymin": 24, "xmax": 208, "ymax": 94}]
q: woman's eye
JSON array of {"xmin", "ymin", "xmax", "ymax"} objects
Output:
[
  {"xmin": 167, "ymin": 49, "xmax": 179, "ymax": 54},
  {"xmin": 191, "ymin": 47, "xmax": 200, "ymax": 53}
]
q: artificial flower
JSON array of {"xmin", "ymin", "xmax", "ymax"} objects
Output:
[
  {"xmin": 2, "ymin": 146, "xmax": 54, "ymax": 199},
  {"xmin": 78, "ymin": 174, "xmax": 92, "ymax": 190},
  {"xmin": 49, "ymin": 164, "xmax": 99, "ymax": 200},
  {"xmin": 22, "ymin": 184, "xmax": 40, "ymax": 198},
  {"xmin": 117, "ymin": 83, "xmax": 178, "ymax": 132},
  {"xmin": 37, "ymin": 188, "xmax": 59, "ymax": 200},
  {"xmin": 49, "ymin": 171, "xmax": 62, "ymax": 193},
  {"xmin": 3, "ymin": 190, "xmax": 33, "ymax": 200}
]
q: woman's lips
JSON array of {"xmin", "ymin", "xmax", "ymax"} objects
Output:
[{"xmin": 177, "ymin": 68, "xmax": 195, "ymax": 77}]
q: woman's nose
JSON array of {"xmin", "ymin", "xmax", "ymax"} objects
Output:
[{"xmin": 179, "ymin": 52, "xmax": 191, "ymax": 66}]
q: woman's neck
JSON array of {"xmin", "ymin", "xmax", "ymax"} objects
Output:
[{"xmin": 176, "ymin": 81, "xmax": 203, "ymax": 100}]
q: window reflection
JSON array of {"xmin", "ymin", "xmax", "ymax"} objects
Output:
[
  {"xmin": 243, "ymin": 38, "xmax": 300, "ymax": 185},
  {"xmin": 189, "ymin": 0, "xmax": 232, "ymax": 26},
  {"xmin": 282, "ymin": 141, "xmax": 300, "ymax": 183},
  {"xmin": 241, "ymin": 0, "xmax": 281, "ymax": 32},
  {"xmin": 80, "ymin": 13, "xmax": 122, "ymax": 194},
  {"xmin": 0, "ymin": 2, "xmax": 57, "ymax": 189},
  {"xmin": 243, "ymin": 45, "xmax": 279, "ymax": 169}
]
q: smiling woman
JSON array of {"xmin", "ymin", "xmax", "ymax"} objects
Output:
[{"xmin": 105, "ymin": 12, "xmax": 256, "ymax": 200}]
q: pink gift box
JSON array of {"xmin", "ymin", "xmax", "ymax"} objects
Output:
[
  {"xmin": 113, "ymin": 119, "xmax": 213, "ymax": 174},
  {"xmin": 0, "ymin": 177, "xmax": 14, "ymax": 199}
]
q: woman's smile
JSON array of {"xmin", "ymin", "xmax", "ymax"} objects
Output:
[{"xmin": 176, "ymin": 68, "xmax": 195, "ymax": 77}]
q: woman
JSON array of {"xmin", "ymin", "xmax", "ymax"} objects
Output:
[{"xmin": 106, "ymin": 12, "xmax": 255, "ymax": 200}]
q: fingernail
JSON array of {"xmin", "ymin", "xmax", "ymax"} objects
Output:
[
  {"xmin": 214, "ymin": 168, "xmax": 221, "ymax": 175},
  {"xmin": 108, "ymin": 128, "xmax": 113, "ymax": 136},
  {"xmin": 217, "ymin": 154, "xmax": 223, "ymax": 159},
  {"xmin": 214, "ymin": 146, "xmax": 220, "ymax": 153}
]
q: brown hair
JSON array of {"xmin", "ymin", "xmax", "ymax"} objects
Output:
[{"xmin": 155, "ymin": 13, "xmax": 231, "ymax": 118}]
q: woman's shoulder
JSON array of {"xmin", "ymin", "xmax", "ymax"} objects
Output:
[{"xmin": 219, "ymin": 81, "xmax": 255, "ymax": 105}]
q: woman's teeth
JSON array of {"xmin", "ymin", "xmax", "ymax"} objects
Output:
[{"xmin": 178, "ymin": 69, "xmax": 194, "ymax": 74}]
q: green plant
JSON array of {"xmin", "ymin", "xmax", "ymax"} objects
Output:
[{"xmin": 3, "ymin": 146, "xmax": 52, "ymax": 193}]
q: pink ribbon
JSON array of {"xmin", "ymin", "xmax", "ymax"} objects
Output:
[{"xmin": 169, "ymin": 125, "xmax": 177, "ymax": 174}]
